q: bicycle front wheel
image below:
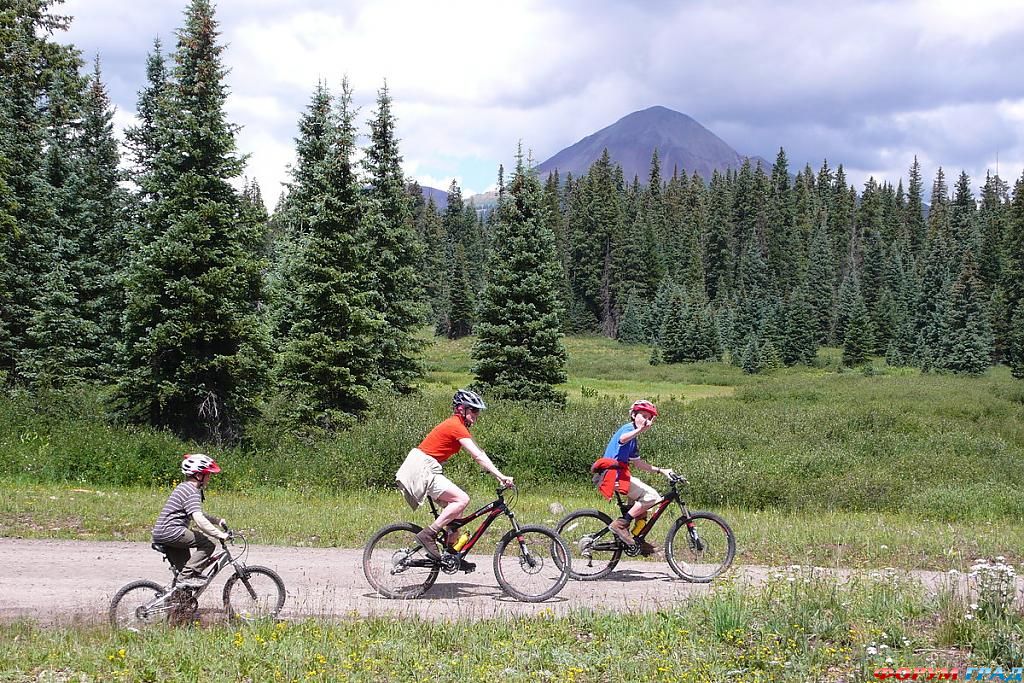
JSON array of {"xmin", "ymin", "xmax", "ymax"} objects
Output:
[
  {"xmin": 493, "ymin": 525, "xmax": 570, "ymax": 603},
  {"xmin": 665, "ymin": 512, "xmax": 735, "ymax": 582},
  {"xmin": 555, "ymin": 509, "xmax": 622, "ymax": 581},
  {"xmin": 109, "ymin": 580, "xmax": 172, "ymax": 631},
  {"xmin": 362, "ymin": 522, "xmax": 440, "ymax": 599},
  {"xmin": 223, "ymin": 566, "xmax": 286, "ymax": 621}
]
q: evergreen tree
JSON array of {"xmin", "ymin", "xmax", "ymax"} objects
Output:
[
  {"xmin": 761, "ymin": 339, "xmax": 783, "ymax": 371},
  {"xmin": 1009, "ymin": 302, "xmax": 1024, "ymax": 380},
  {"xmin": 927, "ymin": 167, "xmax": 951, "ymax": 241},
  {"xmin": 939, "ymin": 250, "xmax": 992, "ymax": 374},
  {"xmin": 124, "ymin": 37, "xmax": 168, "ymax": 212},
  {"xmin": 446, "ymin": 244, "xmax": 475, "ymax": 339},
  {"xmin": 72, "ymin": 57, "xmax": 129, "ymax": 375},
  {"xmin": 767, "ymin": 147, "xmax": 798, "ymax": 293},
  {"xmin": 117, "ymin": 0, "xmax": 269, "ymax": 442},
  {"xmin": 842, "ymin": 291, "xmax": 875, "ymax": 367},
  {"xmin": 978, "ymin": 171, "xmax": 1008, "ymax": 288},
  {"xmin": 473, "ymin": 147, "xmax": 567, "ymax": 404},
  {"xmin": 905, "ymin": 156, "xmax": 927, "ymax": 254},
  {"xmin": 913, "ymin": 236, "xmax": 951, "ymax": 370},
  {"xmin": 805, "ymin": 220, "xmax": 836, "ymax": 343},
  {"xmin": 782, "ymin": 284, "xmax": 818, "ymax": 365},
  {"xmin": 0, "ymin": 0, "xmax": 78, "ymax": 381},
  {"xmin": 362, "ymin": 81, "xmax": 424, "ymax": 393},
  {"xmin": 616, "ymin": 290, "xmax": 646, "ymax": 344},
  {"xmin": 741, "ymin": 338, "xmax": 762, "ymax": 374},
  {"xmin": 704, "ymin": 170, "xmax": 734, "ymax": 301},
  {"xmin": 276, "ymin": 78, "xmax": 378, "ymax": 430},
  {"xmin": 949, "ymin": 170, "xmax": 978, "ymax": 259},
  {"xmin": 1004, "ymin": 171, "xmax": 1024, "ymax": 316},
  {"xmin": 267, "ymin": 83, "xmax": 334, "ymax": 348}
]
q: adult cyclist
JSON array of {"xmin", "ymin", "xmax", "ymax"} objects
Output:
[{"xmin": 396, "ymin": 389, "xmax": 514, "ymax": 560}]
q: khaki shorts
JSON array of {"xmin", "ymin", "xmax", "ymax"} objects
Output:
[
  {"xmin": 423, "ymin": 459, "xmax": 461, "ymax": 501},
  {"xmin": 627, "ymin": 476, "xmax": 661, "ymax": 506}
]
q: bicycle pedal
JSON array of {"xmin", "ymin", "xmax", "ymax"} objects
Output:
[{"xmin": 458, "ymin": 559, "xmax": 476, "ymax": 573}]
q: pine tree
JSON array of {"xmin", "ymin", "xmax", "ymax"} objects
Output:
[
  {"xmin": 949, "ymin": 170, "xmax": 978, "ymax": 259},
  {"xmin": 472, "ymin": 147, "xmax": 567, "ymax": 404},
  {"xmin": 978, "ymin": 171, "xmax": 1008, "ymax": 288},
  {"xmin": 704, "ymin": 170, "xmax": 734, "ymax": 301},
  {"xmin": 782, "ymin": 284, "xmax": 818, "ymax": 365},
  {"xmin": 124, "ymin": 38, "xmax": 169, "ymax": 213},
  {"xmin": 741, "ymin": 338, "xmax": 762, "ymax": 374},
  {"xmin": 0, "ymin": 1, "xmax": 78, "ymax": 381},
  {"xmin": 905, "ymin": 156, "xmax": 927, "ymax": 254},
  {"xmin": 805, "ymin": 220, "xmax": 836, "ymax": 343},
  {"xmin": 842, "ymin": 291, "xmax": 875, "ymax": 367},
  {"xmin": 616, "ymin": 290, "xmax": 646, "ymax": 344},
  {"xmin": 913, "ymin": 236, "xmax": 951, "ymax": 370},
  {"xmin": 362, "ymin": 82, "xmax": 424, "ymax": 393},
  {"xmin": 268, "ymin": 82, "xmax": 336, "ymax": 348},
  {"xmin": 767, "ymin": 147, "xmax": 798, "ymax": 293},
  {"xmin": 276, "ymin": 78, "xmax": 379, "ymax": 430},
  {"xmin": 927, "ymin": 167, "xmax": 951, "ymax": 241},
  {"xmin": 446, "ymin": 245, "xmax": 475, "ymax": 339},
  {"xmin": 939, "ymin": 250, "xmax": 992, "ymax": 374},
  {"xmin": 117, "ymin": 0, "xmax": 269, "ymax": 442},
  {"xmin": 72, "ymin": 57, "xmax": 129, "ymax": 376},
  {"xmin": 1009, "ymin": 302, "xmax": 1024, "ymax": 380}
]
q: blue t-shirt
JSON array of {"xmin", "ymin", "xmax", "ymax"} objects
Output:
[{"xmin": 603, "ymin": 423, "xmax": 639, "ymax": 463}]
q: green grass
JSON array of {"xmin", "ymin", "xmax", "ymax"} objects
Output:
[
  {"xmin": 4, "ymin": 567, "xmax": 1021, "ymax": 681},
  {"xmin": 4, "ymin": 479, "xmax": 1023, "ymax": 570}
]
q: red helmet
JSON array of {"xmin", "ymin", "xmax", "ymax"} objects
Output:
[{"xmin": 630, "ymin": 399, "xmax": 658, "ymax": 417}]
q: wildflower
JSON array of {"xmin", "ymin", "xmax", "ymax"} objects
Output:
[{"xmin": 866, "ymin": 647, "xmax": 878, "ymax": 655}]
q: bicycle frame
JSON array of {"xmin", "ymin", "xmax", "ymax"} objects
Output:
[
  {"xmin": 159, "ymin": 536, "xmax": 248, "ymax": 599},
  {"xmin": 615, "ymin": 481, "xmax": 689, "ymax": 541},
  {"xmin": 426, "ymin": 487, "xmax": 520, "ymax": 560}
]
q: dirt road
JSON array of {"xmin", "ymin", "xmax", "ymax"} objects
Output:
[{"xmin": 0, "ymin": 539, "xmax": 951, "ymax": 625}]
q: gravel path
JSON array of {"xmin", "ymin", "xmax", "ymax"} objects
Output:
[{"xmin": 0, "ymin": 538, "xmax": 956, "ymax": 626}]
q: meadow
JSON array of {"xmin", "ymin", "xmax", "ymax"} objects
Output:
[{"xmin": 3, "ymin": 334, "xmax": 1024, "ymax": 679}]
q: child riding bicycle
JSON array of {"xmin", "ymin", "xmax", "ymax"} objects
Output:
[
  {"xmin": 395, "ymin": 389, "xmax": 514, "ymax": 561},
  {"xmin": 151, "ymin": 454, "xmax": 230, "ymax": 588},
  {"xmin": 591, "ymin": 400, "xmax": 675, "ymax": 555}
]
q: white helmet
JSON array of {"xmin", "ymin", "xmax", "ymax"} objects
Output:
[{"xmin": 181, "ymin": 453, "xmax": 221, "ymax": 477}]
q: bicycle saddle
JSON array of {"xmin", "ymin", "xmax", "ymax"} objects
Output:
[{"xmin": 151, "ymin": 542, "xmax": 168, "ymax": 554}]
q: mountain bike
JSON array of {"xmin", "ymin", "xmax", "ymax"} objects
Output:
[
  {"xmin": 363, "ymin": 483, "xmax": 571, "ymax": 602},
  {"xmin": 109, "ymin": 531, "xmax": 286, "ymax": 630},
  {"xmin": 555, "ymin": 473, "xmax": 735, "ymax": 582}
]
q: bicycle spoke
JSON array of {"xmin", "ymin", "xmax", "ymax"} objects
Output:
[
  {"xmin": 494, "ymin": 526, "xmax": 570, "ymax": 602},
  {"xmin": 363, "ymin": 524, "xmax": 440, "ymax": 599}
]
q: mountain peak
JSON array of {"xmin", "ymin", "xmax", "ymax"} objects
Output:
[{"xmin": 535, "ymin": 106, "xmax": 762, "ymax": 182}]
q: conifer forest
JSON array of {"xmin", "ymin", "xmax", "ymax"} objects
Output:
[{"xmin": 3, "ymin": 0, "xmax": 1023, "ymax": 444}]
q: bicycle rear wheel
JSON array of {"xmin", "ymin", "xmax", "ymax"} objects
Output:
[
  {"xmin": 109, "ymin": 580, "xmax": 172, "ymax": 631},
  {"xmin": 362, "ymin": 522, "xmax": 440, "ymax": 599},
  {"xmin": 223, "ymin": 566, "xmax": 286, "ymax": 621},
  {"xmin": 493, "ymin": 525, "xmax": 570, "ymax": 602},
  {"xmin": 665, "ymin": 512, "xmax": 735, "ymax": 582},
  {"xmin": 555, "ymin": 509, "xmax": 622, "ymax": 580}
]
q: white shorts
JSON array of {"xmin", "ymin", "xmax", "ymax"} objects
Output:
[{"xmin": 627, "ymin": 476, "xmax": 661, "ymax": 506}]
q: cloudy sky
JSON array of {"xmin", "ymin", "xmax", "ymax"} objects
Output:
[{"xmin": 59, "ymin": 0, "xmax": 1024, "ymax": 201}]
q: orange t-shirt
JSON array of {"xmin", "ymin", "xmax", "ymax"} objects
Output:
[{"xmin": 418, "ymin": 415, "xmax": 472, "ymax": 464}]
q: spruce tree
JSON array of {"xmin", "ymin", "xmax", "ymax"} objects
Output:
[
  {"xmin": 978, "ymin": 172, "xmax": 1008, "ymax": 289},
  {"xmin": 913, "ymin": 236, "xmax": 951, "ymax": 370},
  {"xmin": 704, "ymin": 170, "xmax": 734, "ymax": 301},
  {"xmin": 939, "ymin": 250, "xmax": 992, "ymax": 374},
  {"xmin": 782, "ymin": 284, "xmax": 818, "ymax": 365},
  {"xmin": 72, "ymin": 58, "xmax": 129, "ymax": 376},
  {"xmin": 446, "ymin": 245, "xmax": 475, "ymax": 339},
  {"xmin": 905, "ymin": 156, "xmax": 927, "ymax": 254},
  {"xmin": 842, "ymin": 292, "xmax": 875, "ymax": 367},
  {"xmin": 276, "ymin": 79, "xmax": 378, "ymax": 430},
  {"xmin": 0, "ymin": 1, "xmax": 77, "ymax": 381},
  {"xmin": 741, "ymin": 338, "xmax": 762, "ymax": 374},
  {"xmin": 1009, "ymin": 302, "xmax": 1024, "ymax": 380},
  {"xmin": 363, "ymin": 82, "xmax": 424, "ymax": 393},
  {"xmin": 472, "ymin": 147, "xmax": 567, "ymax": 404},
  {"xmin": 805, "ymin": 220, "xmax": 836, "ymax": 343},
  {"xmin": 616, "ymin": 290, "xmax": 646, "ymax": 344},
  {"xmin": 117, "ymin": 0, "xmax": 269, "ymax": 442}
]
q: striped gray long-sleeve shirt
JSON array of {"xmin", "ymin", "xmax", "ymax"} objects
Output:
[{"xmin": 152, "ymin": 481, "xmax": 215, "ymax": 543}]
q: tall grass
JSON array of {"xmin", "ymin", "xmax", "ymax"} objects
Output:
[
  {"xmin": 5, "ymin": 567, "xmax": 1023, "ymax": 681},
  {"xmin": 1, "ymin": 336, "xmax": 1023, "ymax": 521}
]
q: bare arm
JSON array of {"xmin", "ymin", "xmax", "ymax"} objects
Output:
[
  {"xmin": 459, "ymin": 437, "xmax": 513, "ymax": 485},
  {"xmin": 630, "ymin": 458, "xmax": 672, "ymax": 477}
]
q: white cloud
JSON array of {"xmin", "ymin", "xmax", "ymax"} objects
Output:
[{"xmin": 56, "ymin": 0, "xmax": 1024, "ymax": 198}]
